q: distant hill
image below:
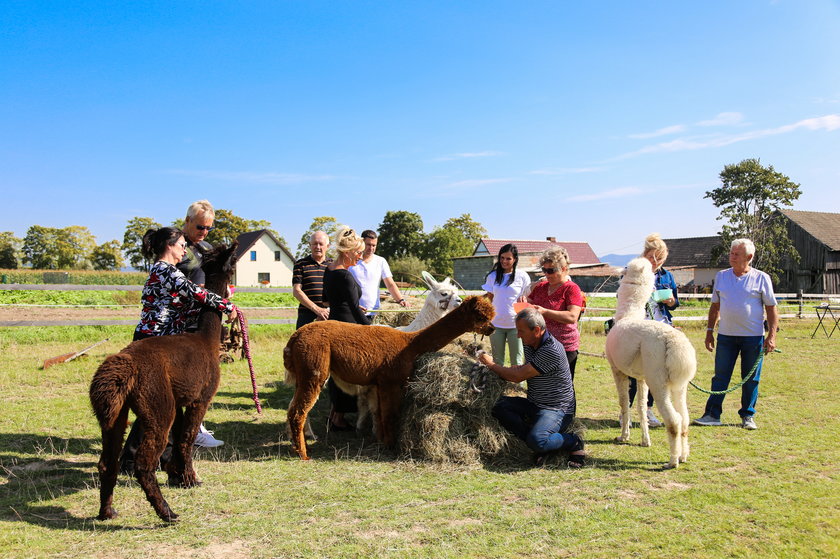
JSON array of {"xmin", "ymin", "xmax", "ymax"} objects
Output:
[{"xmin": 598, "ymin": 253, "xmax": 635, "ymax": 267}]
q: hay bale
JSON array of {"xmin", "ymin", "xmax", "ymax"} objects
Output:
[
  {"xmin": 398, "ymin": 351, "xmax": 530, "ymax": 467},
  {"xmin": 371, "ymin": 300, "xmax": 418, "ymax": 328}
]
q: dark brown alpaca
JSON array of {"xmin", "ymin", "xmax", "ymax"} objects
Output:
[
  {"xmin": 284, "ymin": 295, "xmax": 495, "ymax": 460},
  {"xmin": 89, "ymin": 243, "xmax": 237, "ymax": 522}
]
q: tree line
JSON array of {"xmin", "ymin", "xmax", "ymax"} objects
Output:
[
  {"xmin": 295, "ymin": 212, "xmax": 487, "ymax": 279},
  {"xmin": 0, "ymin": 159, "xmax": 803, "ymax": 283}
]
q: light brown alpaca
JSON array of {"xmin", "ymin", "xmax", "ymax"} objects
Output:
[{"xmin": 283, "ymin": 295, "xmax": 495, "ymax": 460}]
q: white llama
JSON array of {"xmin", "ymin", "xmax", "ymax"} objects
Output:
[{"xmin": 604, "ymin": 257, "xmax": 697, "ymax": 468}]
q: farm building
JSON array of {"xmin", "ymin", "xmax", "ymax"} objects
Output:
[
  {"xmin": 777, "ymin": 209, "xmax": 840, "ymax": 294},
  {"xmin": 660, "ymin": 236, "xmax": 728, "ymax": 291},
  {"xmin": 232, "ymin": 229, "xmax": 295, "ymax": 287},
  {"xmin": 453, "ymin": 237, "xmax": 607, "ymax": 290}
]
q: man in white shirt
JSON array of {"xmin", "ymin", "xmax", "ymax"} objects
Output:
[
  {"xmin": 350, "ymin": 230, "xmax": 408, "ymax": 317},
  {"xmin": 694, "ymin": 238, "xmax": 778, "ymax": 430}
]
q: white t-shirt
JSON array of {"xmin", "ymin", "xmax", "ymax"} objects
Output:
[
  {"xmin": 482, "ymin": 269, "xmax": 532, "ymax": 329},
  {"xmin": 712, "ymin": 267, "xmax": 777, "ymax": 337},
  {"xmin": 350, "ymin": 254, "xmax": 393, "ymax": 313}
]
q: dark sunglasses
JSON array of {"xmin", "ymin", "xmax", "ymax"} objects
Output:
[
  {"xmin": 541, "ymin": 267, "xmax": 557, "ymax": 274},
  {"xmin": 195, "ymin": 225, "xmax": 214, "ymax": 231}
]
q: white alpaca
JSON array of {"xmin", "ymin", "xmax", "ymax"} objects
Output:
[
  {"xmin": 604, "ymin": 257, "xmax": 697, "ymax": 468},
  {"xmin": 344, "ymin": 272, "xmax": 462, "ymax": 432}
]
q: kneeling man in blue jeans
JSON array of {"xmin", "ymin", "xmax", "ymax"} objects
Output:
[{"xmin": 478, "ymin": 307, "xmax": 585, "ymax": 467}]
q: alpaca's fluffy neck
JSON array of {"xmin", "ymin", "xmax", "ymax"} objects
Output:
[
  {"xmin": 614, "ymin": 282, "xmax": 651, "ymax": 322},
  {"xmin": 401, "ymin": 298, "xmax": 445, "ymax": 332},
  {"xmin": 406, "ymin": 303, "xmax": 477, "ymax": 354}
]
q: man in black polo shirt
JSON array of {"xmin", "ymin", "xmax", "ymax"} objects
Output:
[
  {"xmin": 478, "ymin": 307, "xmax": 585, "ymax": 467},
  {"xmin": 292, "ymin": 230, "xmax": 331, "ymax": 328}
]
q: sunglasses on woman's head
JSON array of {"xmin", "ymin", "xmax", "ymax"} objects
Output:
[
  {"xmin": 195, "ymin": 225, "xmax": 214, "ymax": 231},
  {"xmin": 541, "ymin": 267, "xmax": 557, "ymax": 274},
  {"xmin": 343, "ymin": 228, "xmax": 354, "ymax": 237}
]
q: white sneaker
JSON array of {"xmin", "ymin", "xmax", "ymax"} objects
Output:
[
  {"xmin": 647, "ymin": 409, "xmax": 662, "ymax": 428},
  {"xmin": 194, "ymin": 425, "xmax": 224, "ymax": 448},
  {"xmin": 742, "ymin": 416, "xmax": 758, "ymax": 430}
]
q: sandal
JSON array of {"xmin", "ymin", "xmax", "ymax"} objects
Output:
[{"xmin": 567, "ymin": 434, "xmax": 586, "ymax": 468}]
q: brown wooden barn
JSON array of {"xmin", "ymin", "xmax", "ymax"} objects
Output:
[{"xmin": 778, "ymin": 209, "xmax": 840, "ymax": 294}]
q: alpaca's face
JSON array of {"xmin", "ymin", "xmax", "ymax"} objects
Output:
[
  {"xmin": 463, "ymin": 295, "xmax": 496, "ymax": 335},
  {"xmin": 620, "ymin": 257, "xmax": 654, "ymax": 288}
]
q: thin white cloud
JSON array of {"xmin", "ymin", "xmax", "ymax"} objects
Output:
[
  {"xmin": 628, "ymin": 124, "xmax": 686, "ymax": 139},
  {"xmin": 164, "ymin": 170, "xmax": 337, "ymax": 185},
  {"xmin": 432, "ymin": 151, "xmax": 505, "ymax": 162},
  {"xmin": 616, "ymin": 114, "xmax": 840, "ymax": 159},
  {"xmin": 530, "ymin": 167, "xmax": 604, "ymax": 175},
  {"xmin": 445, "ymin": 178, "xmax": 512, "ymax": 189},
  {"xmin": 568, "ymin": 187, "xmax": 643, "ymax": 202},
  {"xmin": 696, "ymin": 112, "xmax": 744, "ymax": 127}
]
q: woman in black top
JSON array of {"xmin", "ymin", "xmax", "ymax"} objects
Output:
[{"xmin": 323, "ymin": 226, "xmax": 368, "ymax": 429}]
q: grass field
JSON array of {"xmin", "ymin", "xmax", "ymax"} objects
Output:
[{"xmin": 0, "ymin": 319, "xmax": 838, "ymax": 558}]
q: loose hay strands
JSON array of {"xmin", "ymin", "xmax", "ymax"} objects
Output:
[{"xmin": 398, "ymin": 351, "xmax": 530, "ymax": 468}]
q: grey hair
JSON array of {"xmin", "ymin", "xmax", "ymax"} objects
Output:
[
  {"xmin": 310, "ymin": 230, "xmax": 329, "ymax": 243},
  {"xmin": 540, "ymin": 245, "xmax": 571, "ymax": 270},
  {"xmin": 185, "ymin": 199, "xmax": 215, "ymax": 221},
  {"xmin": 731, "ymin": 238, "xmax": 756, "ymax": 257},
  {"xmin": 515, "ymin": 307, "xmax": 545, "ymax": 330}
]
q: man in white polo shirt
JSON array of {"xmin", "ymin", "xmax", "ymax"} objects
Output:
[
  {"xmin": 694, "ymin": 238, "xmax": 778, "ymax": 430},
  {"xmin": 350, "ymin": 230, "xmax": 408, "ymax": 318}
]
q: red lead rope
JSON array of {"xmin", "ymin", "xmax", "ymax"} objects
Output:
[{"xmin": 234, "ymin": 306, "xmax": 262, "ymax": 414}]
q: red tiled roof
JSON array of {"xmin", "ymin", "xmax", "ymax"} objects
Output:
[{"xmin": 475, "ymin": 239, "xmax": 601, "ymax": 265}]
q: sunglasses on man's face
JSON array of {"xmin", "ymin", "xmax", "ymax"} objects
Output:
[
  {"xmin": 541, "ymin": 267, "xmax": 557, "ymax": 274},
  {"xmin": 195, "ymin": 225, "xmax": 214, "ymax": 231}
]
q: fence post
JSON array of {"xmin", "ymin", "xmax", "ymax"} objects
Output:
[{"xmin": 797, "ymin": 289, "xmax": 803, "ymax": 319}]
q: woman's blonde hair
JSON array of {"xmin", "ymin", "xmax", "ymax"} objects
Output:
[
  {"xmin": 333, "ymin": 225, "xmax": 364, "ymax": 257},
  {"xmin": 540, "ymin": 245, "xmax": 570, "ymax": 270},
  {"xmin": 642, "ymin": 233, "xmax": 668, "ymax": 268}
]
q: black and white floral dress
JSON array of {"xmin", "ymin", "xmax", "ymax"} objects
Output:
[{"xmin": 135, "ymin": 260, "xmax": 233, "ymax": 337}]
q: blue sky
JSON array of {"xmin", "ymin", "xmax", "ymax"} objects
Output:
[{"xmin": 2, "ymin": 1, "xmax": 839, "ymax": 258}]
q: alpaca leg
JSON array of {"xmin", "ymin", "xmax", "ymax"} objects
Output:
[
  {"xmin": 612, "ymin": 371, "xmax": 632, "ymax": 443},
  {"xmin": 375, "ymin": 383, "xmax": 404, "ymax": 449},
  {"xmin": 287, "ymin": 373, "xmax": 325, "ymax": 460},
  {"xmin": 355, "ymin": 386, "xmax": 371, "ymax": 432},
  {"xmin": 96, "ymin": 405, "xmax": 129, "ymax": 520},
  {"xmin": 651, "ymin": 382, "xmax": 681, "ymax": 469},
  {"xmin": 637, "ymin": 380, "xmax": 651, "ymax": 448},
  {"xmin": 672, "ymin": 384, "xmax": 690, "ymax": 463},
  {"xmin": 170, "ymin": 402, "xmax": 208, "ymax": 488},
  {"xmin": 134, "ymin": 403, "xmax": 179, "ymax": 521}
]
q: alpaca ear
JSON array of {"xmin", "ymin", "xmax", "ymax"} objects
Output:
[{"xmin": 421, "ymin": 271, "xmax": 437, "ymax": 289}]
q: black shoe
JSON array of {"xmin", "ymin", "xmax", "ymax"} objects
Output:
[{"xmin": 567, "ymin": 435, "xmax": 586, "ymax": 468}]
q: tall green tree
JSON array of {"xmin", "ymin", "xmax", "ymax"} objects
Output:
[
  {"xmin": 705, "ymin": 158, "xmax": 802, "ymax": 282},
  {"xmin": 22, "ymin": 225, "xmax": 61, "ymax": 269},
  {"xmin": 123, "ymin": 217, "xmax": 162, "ymax": 271},
  {"xmin": 296, "ymin": 216, "xmax": 339, "ymax": 258},
  {"xmin": 22, "ymin": 225, "xmax": 96, "ymax": 269},
  {"xmin": 0, "ymin": 232, "xmax": 21, "ymax": 269},
  {"xmin": 92, "ymin": 240, "xmax": 126, "ymax": 271},
  {"xmin": 376, "ymin": 210, "xmax": 426, "ymax": 260},
  {"xmin": 57, "ymin": 225, "xmax": 96, "ymax": 269},
  {"xmin": 420, "ymin": 214, "xmax": 487, "ymax": 277}
]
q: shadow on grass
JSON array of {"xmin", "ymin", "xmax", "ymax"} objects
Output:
[{"xmin": 0, "ymin": 433, "xmax": 163, "ymax": 531}]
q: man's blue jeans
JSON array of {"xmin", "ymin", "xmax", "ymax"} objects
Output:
[
  {"xmin": 703, "ymin": 334, "xmax": 764, "ymax": 420},
  {"xmin": 492, "ymin": 396, "xmax": 576, "ymax": 453}
]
